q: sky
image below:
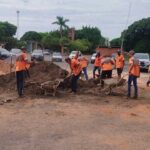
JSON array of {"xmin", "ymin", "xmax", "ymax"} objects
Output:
[{"xmin": 0, "ymin": 0, "xmax": 150, "ymax": 40}]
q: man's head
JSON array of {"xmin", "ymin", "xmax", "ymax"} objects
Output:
[
  {"xmin": 96, "ymin": 52, "xmax": 101, "ymax": 57},
  {"xmin": 117, "ymin": 50, "xmax": 121, "ymax": 55},
  {"xmin": 129, "ymin": 50, "xmax": 135, "ymax": 58},
  {"xmin": 21, "ymin": 47, "xmax": 26, "ymax": 53},
  {"xmin": 65, "ymin": 57, "xmax": 71, "ymax": 64}
]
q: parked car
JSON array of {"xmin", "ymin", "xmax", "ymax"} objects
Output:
[
  {"xmin": 43, "ymin": 49, "xmax": 50, "ymax": 55},
  {"xmin": 0, "ymin": 48, "xmax": 10, "ymax": 59},
  {"xmin": 52, "ymin": 52, "xmax": 63, "ymax": 62},
  {"xmin": 10, "ymin": 48, "xmax": 21, "ymax": 57},
  {"xmin": 31, "ymin": 50, "xmax": 44, "ymax": 61},
  {"xmin": 91, "ymin": 53, "xmax": 97, "ymax": 64},
  {"xmin": 69, "ymin": 51, "xmax": 82, "ymax": 59},
  {"xmin": 134, "ymin": 53, "xmax": 150, "ymax": 71}
]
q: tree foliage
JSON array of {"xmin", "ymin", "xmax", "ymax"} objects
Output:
[
  {"xmin": 123, "ymin": 17, "xmax": 150, "ymax": 53},
  {"xmin": 110, "ymin": 38, "xmax": 121, "ymax": 47},
  {"xmin": 21, "ymin": 31, "xmax": 42, "ymax": 42},
  {"xmin": 0, "ymin": 21, "xmax": 17, "ymax": 41},
  {"xmin": 76, "ymin": 26, "xmax": 102, "ymax": 50},
  {"xmin": 52, "ymin": 16, "xmax": 69, "ymax": 37},
  {"xmin": 70, "ymin": 39, "xmax": 92, "ymax": 53}
]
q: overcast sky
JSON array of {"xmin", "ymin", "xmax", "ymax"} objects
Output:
[{"xmin": 0, "ymin": 0, "xmax": 150, "ymax": 39}]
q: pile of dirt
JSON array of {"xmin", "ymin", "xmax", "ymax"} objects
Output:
[
  {"xmin": 0, "ymin": 60, "xmax": 11, "ymax": 75},
  {"xmin": 0, "ymin": 62, "xmax": 68, "ymax": 95},
  {"xmin": 0, "ymin": 61, "xmax": 127, "ymax": 97}
]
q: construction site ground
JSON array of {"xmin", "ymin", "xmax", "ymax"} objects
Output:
[{"xmin": 0, "ymin": 60, "xmax": 150, "ymax": 150}]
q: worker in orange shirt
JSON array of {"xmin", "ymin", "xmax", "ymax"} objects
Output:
[
  {"xmin": 127, "ymin": 50, "xmax": 140, "ymax": 99},
  {"xmin": 101, "ymin": 56, "xmax": 115, "ymax": 79},
  {"xmin": 65, "ymin": 52, "xmax": 82, "ymax": 93},
  {"xmin": 80, "ymin": 56, "xmax": 89, "ymax": 80},
  {"xmin": 115, "ymin": 50, "xmax": 125, "ymax": 79},
  {"xmin": 15, "ymin": 54, "xmax": 27, "ymax": 97},
  {"xmin": 21, "ymin": 47, "xmax": 30, "ymax": 78},
  {"xmin": 93, "ymin": 52, "xmax": 101, "ymax": 78}
]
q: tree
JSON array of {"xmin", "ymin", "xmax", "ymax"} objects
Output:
[
  {"xmin": 59, "ymin": 37, "xmax": 70, "ymax": 54},
  {"xmin": 52, "ymin": 16, "xmax": 69, "ymax": 37},
  {"xmin": 42, "ymin": 34, "xmax": 60, "ymax": 50},
  {"xmin": 123, "ymin": 17, "xmax": 150, "ymax": 52},
  {"xmin": 70, "ymin": 39, "xmax": 92, "ymax": 53},
  {"xmin": 0, "ymin": 21, "xmax": 17, "ymax": 49},
  {"xmin": 0, "ymin": 21, "xmax": 17, "ymax": 41},
  {"xmin": 76, "ymin": 26, "xmax": 102, "ymax": 51},
  {"xmin": 21, "ymin": 31, "xmax": 42, "ymax": 42},
  {"xmin": 110, "ymin": 38, "xmax": 121, "ymax": 47}
]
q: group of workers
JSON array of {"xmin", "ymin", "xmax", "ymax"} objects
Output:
[
  {"xmin": 66, "ymin": 50, "xmax": 141, "ymax": 99},
  {"xmin": 15, "ymin": 48, "xmax": 145, "ymax": 99}
]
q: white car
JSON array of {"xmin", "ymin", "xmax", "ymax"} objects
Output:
[
  {"xmin": 52, "ymin": 52, "xmax": 62, "ymax": 62},
  {"xmin": 10, "ymin": 48, "xmax": 22, "ymax": 57},
  {"xmin": 69, "ymin": 51, "xmax": 82, "ymax": 59},
  {"xmin": 135, "ymin": 53, "xmax": 150, "ymax": 71}
]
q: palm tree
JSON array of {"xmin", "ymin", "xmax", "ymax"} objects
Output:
[{"xmin": 52, "ymin": 16, "xmax": 69, "ymax": 37}]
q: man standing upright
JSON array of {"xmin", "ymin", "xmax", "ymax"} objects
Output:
[
  {"xmin": 127, "ymin": 50, "xmax": 140, "ymax": 99},
  {"xmin": 80, "ymin": 56, "xmax": 89, "ymax": 80},
  {"xmin": 115, "ymin": 50, "xmax": 125, "ymax": 79},
  {"xmin": 93, "ymin": 52, "xmax": 101, "ymax": 78}
]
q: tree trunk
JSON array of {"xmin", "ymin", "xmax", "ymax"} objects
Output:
[{"xmin": 61, "ymin": 45, "xmax": 64, "ymax": 55}]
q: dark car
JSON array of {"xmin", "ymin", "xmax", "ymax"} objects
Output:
[
  {"xmin": 31, "ymin": 50, "xmax": 44, "ymax": 61},
  {"xmin": 0, "ymin": 48, "xmax": 10, "ymax": 59}
]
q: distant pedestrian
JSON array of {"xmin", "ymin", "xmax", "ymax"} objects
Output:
[
  {"xmin": 115, "ymin": 50, "xmax": 125, "ymax": 79},
  {"xmin": 93, "ymin": 52, "xmax": 101, "ymax": 78},
  {"xmin": 80, "ymin": 56, "xmax": 89, "ymax": 80},
  {"xmin": 127, "ymin": 50, "xmax": 140, "ymax": 99}
]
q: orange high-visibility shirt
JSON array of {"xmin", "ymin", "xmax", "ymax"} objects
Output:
[
  {"xmin": 116, "ymin": 54, "xmax": 125, "ymax": 68},
  {"xmin": 129, "ymin": 57, "xmax": 140, "ymax": 77},
  {"xmin": 102, "ymin": 62, "xmax": 113, "ymax": 71},
  {"xmin": 71, "ymin": 58, "xmax": 82, "ymax": 76},
  {"xmin": 94, "ymin": 56, "xmax": 101, "ymax": 67},
  {"xmin": 16, "ymin": 55, "xmax": 26, "ymax": 72},
  {"xmin": 21, "ymin": 52, "xmax": 29, "ymax": 69},
  {"xmin": 80, "ymin": 57, "xmax": 88, "ymax": 68}
]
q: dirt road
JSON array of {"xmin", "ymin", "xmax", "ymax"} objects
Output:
[
  {"xmin": 0, "ymin": 91, "xmax": 150, "ymax": 150},
  {"xmin": 0, "ymin": 59, "xmax": 150, "ymax": 150}
]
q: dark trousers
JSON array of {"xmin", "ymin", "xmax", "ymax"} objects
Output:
[
  {"xmin": 128, "ymin": 75, "xmax": 138, "ymax": 97},
  {"xmin": 93, "ymin": 66, "xmax": 100, "ymax": 78},
  {"xmin": 101, "ymin": 70, "xmax": 112, "ymax": 79},
  {"xmin": 71, "ymin": 73, "xmax": 81, "ymax": 92},
  {"xmin": 16, "ymin": 71, "xmax": 24, "ymax": 96},
  {"xmin": 82, "ymin": 67, "xmax": 88, "ymax": 80}
]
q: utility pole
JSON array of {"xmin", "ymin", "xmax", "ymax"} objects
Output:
[
  {"xmin": 16, "ymin": 10, "xmax": 20, "ymax": 40},
  {"xmin": 121, "ymin": 2, "xmax": 132, "ymax": 52}
]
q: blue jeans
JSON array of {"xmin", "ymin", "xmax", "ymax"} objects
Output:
[
  {"xmin": 82, "ymin": 67, "xmax": 88, "ymax": 80},
  {"xmin": 128, "ymin": 75, "xmax": 138, "ymax": 97}
]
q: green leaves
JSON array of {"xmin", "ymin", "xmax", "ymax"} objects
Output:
[
  {"xmin": 123, "ymin": 17, "xmax": 150, "ymax": 53},
  {"xmin": 21, "ymin": 31, "xmax": 42, "ymax": 42}
]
